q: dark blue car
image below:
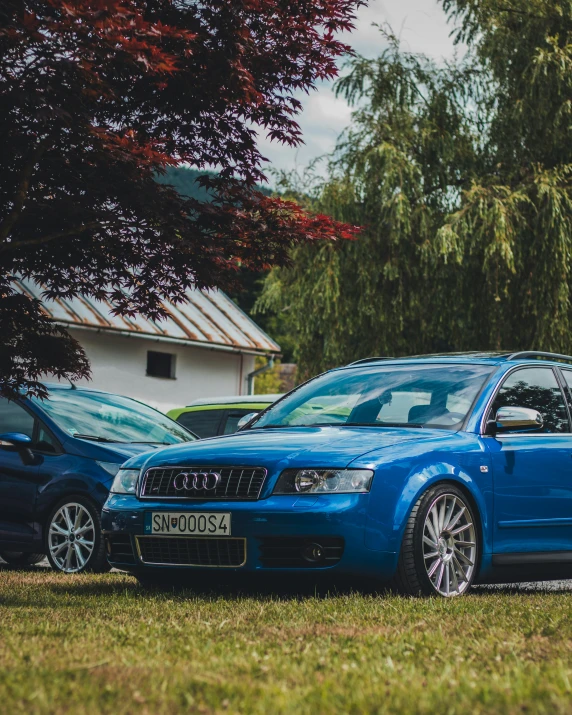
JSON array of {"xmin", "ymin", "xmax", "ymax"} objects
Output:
[
  {"xmin": 103, "ymin": 352, "xmax": 572, "ymax": 596},
  {"xmin": 0, "ymin": 385, "xmax": 195, "ymax": 573}
]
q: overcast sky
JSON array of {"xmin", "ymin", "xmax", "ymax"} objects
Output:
[{"xmin": 259, "ymin": 0, "xmax": 458, "ymax": 184}]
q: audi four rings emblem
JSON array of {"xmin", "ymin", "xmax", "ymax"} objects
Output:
[{"xmin": 173, "ymin": 471, "xmax": 221, "ymax": 491}]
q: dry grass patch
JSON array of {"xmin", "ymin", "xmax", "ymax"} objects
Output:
[{"xmin": 0, "ymin": 569, "xmax": 571, "ymax": 714}]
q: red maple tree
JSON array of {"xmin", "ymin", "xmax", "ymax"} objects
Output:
[{"xmin": 0, "ymin": 0, "xmax": 362, "ymax": 396}]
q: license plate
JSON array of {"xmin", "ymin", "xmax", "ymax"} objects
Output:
[{"xmin": 145, "ymin": 512, "xmax": 231, "ymax": 536}]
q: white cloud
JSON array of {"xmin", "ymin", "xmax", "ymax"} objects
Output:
[{"xmin": 259, "ymin": 0, "xmax": 458, "ymax": 183}]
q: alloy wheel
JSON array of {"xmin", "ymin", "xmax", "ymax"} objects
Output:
[
  {"xmin": 48, "ymin": 502, "xmax": 96, "ymax": 573},
  {"xmin": 422, "ymin": 493, "xmax": 476, "ymax": 597}
]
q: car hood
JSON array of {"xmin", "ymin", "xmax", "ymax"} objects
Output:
[
  {"xmin": 125, "ymin": 426, "xmax": 450, "ymax": 471},
  {"xmin": 63, "ymin": 437, "xmax": 178, "ymax": 463}
]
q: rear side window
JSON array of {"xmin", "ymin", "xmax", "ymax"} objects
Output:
[
  {"xmin": 0, "ymin": 398, "xmax": 35, "ymax": 438},
  {"xmin": 177, "ymin": 410, "xmax": 222, "ymax": 438},
  {"xmin": 491, "ymin": 367, "xmax": 569, "ymax": 433}
]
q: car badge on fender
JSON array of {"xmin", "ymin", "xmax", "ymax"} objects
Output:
[{"xmin": 173, "ymin": 471, "xmax": 221, "ymax": 491}]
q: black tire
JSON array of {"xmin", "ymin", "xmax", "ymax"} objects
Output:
[
  {"xmin": 390, "ymin": 483, "xmax": 480, "ymax": 597},
  {"xmin": 44, "ymin": 495, "xmax": 110, "ymax": 574},
  {"xmin": 0, "ymin": 551, "xmax": 45, "ymax": 567}
]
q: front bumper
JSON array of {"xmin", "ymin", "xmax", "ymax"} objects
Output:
[{"xmin": 102, "ymin": 493, "xmax": 398, "ymax": 579}]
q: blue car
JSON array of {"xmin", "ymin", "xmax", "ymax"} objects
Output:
[
  {"xmin": 103, "ymin": 352, "xmax": 572, "ymax": 596},
  {"xmin": 0, "ymin": 385, "xmax": 195, "ymax": 573}
]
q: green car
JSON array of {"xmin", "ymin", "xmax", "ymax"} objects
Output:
[{"xmin": 167, "ymin": 395, "xmax": 283, "ymax": 439}]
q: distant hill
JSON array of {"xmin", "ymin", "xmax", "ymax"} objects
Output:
[{"xmin": 155, "ymin": 166, "xmax": 271, "ymax": 201}]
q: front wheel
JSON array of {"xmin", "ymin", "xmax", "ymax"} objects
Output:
[
  {"xmin": 0, "ymin": 551, "xmax": 45, "ymax": 567},
  {"xmin": 391, "ymin": 484, "xmax": 479, "ymax": 597},
  {"xmin": 45, "ymin": 496, "xmax": 109, "ymax": 574}
]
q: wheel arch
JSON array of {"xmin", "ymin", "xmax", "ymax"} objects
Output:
[{"xmin": 393, "ymin": 469, "xmax": 488, "ymax": 571}]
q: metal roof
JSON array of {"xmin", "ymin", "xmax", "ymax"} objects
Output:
[{"xmin": 14, "ymin": 277, "xmax": 280, "ymax": 356}]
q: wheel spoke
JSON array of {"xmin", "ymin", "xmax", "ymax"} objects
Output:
[
  {"xmin": 427, "ymin": 558, "xmax": 441, "ymax": 577},
  {"xmin": 446, "ymin": 506, "xmax": 466, "ymax": 532},
  {"xmin": 76, "ymin": 539, "xmax": 94, "ymax": 549},
  {"xmin": 454, "ymin": 540, "xmax": 475, "ymax": 548},
  {"xmin": 438, "ymin": 497, "xmax": 447, "ymax": 532},
  {"xmin": 64, "ymin": 544, "xmax": 74, "ymax": 570},
  {"xmin": 423, "ymin": 534, "xmax": 437, "ymax": 549},
  {"xmin": 424, "ymin": 551, "xmax": 439, "ymax": 560},
  {"xmin": 443, "ymin": 497, "xmax": 456, "ymax": 530},
  {"xmin": 74, "ymin": 507, "xmax": 83, "ymax": 530},
  {"xmin": 450, "ymin": 560, "xmax": 460, "ymax": 592},
  {"xmin": 73, "ymin": 543, "xmax": 86, "ymax": 568},
  {"xmin": 75, "ymin": 523, "xmax": 93, "ymax": 537},
  {"xmin": 453, "ymin": 555, "xmax": 467, "ymax": 583},
  {"xmin": 444, "ymin": 563, "xmax": 450, "ymax": 595},
  {"xmin": 435, "ymin": 562, "xmax": 445, "ymax": 590},
  {"xmin": 425, "ymin": 519, "xmax": 438, "ymax": 544},
  {"xmin": 62, "ymin": 506, "xmax": 74, "ymax": 531},
  {"xmin": 49, "ymin": 523, "xmax": 68, "ymax": 536},
  {"xmin": 450, "ymin": 522, "xmax": 472, "ymax": 536},
  {"xmin": 454, "ymin": 548, "xmax": 474, "ymax": 567},
  {"xmin": 430, "ymin": 510, "xmax": 440, "ymax": 544},
  {"xmin": 50, "ymin": 541, "xmax": 67, "ymax": 557}
]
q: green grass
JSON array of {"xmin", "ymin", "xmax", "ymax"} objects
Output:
[{"xmin": 0, "ymin": 570, "xmax": 571, "ymax": 714}]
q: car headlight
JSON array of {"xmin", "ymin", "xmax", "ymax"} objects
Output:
[
  {"xmin": 110, "ymin": 469, "xmax": 140, "ymax": 494},
  {"xmin": 273, "ymin": 469, "xmax": 374, "ymax": 494}
]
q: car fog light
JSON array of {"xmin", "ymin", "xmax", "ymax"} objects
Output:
[{"xmin": 301, "ymin": 542, "xmax": 325, "ymax": 563}]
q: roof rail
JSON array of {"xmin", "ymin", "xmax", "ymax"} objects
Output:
[
  {"xmin": 349, "ymin": 356, "xmax": 395, "ymax": 366},
  {"xmin": 508, "ymin": 351, "xmax": 572, "ymax": 364}
]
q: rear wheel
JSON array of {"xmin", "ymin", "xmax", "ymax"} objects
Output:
[
  {"xmin": 45, "ymin": 496, "xmax": 109, "ymax": 574},
  {"xmin": 391, "ymin": 484, "xmax": 479, "ymax": 597},
  {"xmin": 0, "ymin": 551, "xmax": 45, "ymax": 567}
]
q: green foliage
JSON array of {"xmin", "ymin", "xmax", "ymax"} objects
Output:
[
  {"xmin": 260, "ymin": 5, "xmax": 572, "ymax": 378},
  {"xmin": 253, "ymin": 356, "xmax": 283, "ymax": 394}
]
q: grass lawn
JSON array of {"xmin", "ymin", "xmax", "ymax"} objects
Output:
[{"xmin": 0, "ymin": 569, "xmax": 571, "ymax": 714}]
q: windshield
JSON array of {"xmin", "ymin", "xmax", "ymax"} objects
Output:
[
  {"xmin": 252, "ymin": 364, "xmax": 493, "ymax": 431},
  {"xmin": 35, "ymin": 390, "xmax": 195, "ymax": 445}
]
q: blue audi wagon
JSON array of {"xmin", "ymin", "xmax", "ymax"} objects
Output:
[
  {"xmin": 0, "ymin": 385, "xmax": 195, "ymax": 573},
  {"xmin": 103, "ymin": 352, "xmax": 572, "ymax": 596}
]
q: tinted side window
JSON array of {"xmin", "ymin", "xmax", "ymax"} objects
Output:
[
  {"xmin": 177, "ymin": 410, "xmax": 222, "ymax": 438},
  {"xmin": 222, "ymin": 410, "xmax": 259, "ymax": 435},
  {"xmin": 0, "ymin": 398, "xmax": 35, "ymax": 438},
  {"xmin": 36, "ymin": 423, "xmax": 59, "ymax": 454},
  {"xmin": 492, "ymin": 368, "xmax": 569, "ymax": 433}
]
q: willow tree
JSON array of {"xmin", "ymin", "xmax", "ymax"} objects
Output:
[{"xmin": 260, "ymin": 1, "xmax": 572, "ymax": 378}]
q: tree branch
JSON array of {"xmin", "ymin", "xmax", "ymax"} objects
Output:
[
  {"xmin": 0, "ymin": 138, "xmax": 50, "ymax": 243},
  {"xmin": 0, "ymin": 222, "xmax": 101, "ymax": 253}
]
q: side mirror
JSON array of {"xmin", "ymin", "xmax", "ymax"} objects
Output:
[
  {"xmin": 0, "ymin": 432, "xmax": 36, "ymax": 465},
  {"xmin": 0, "ymin": 432, "xmax": 32, "ymax": 449},
  {"xmin": 490, "ymin": 407, "xmax": 543, "ymax": 434},
  {"xmin": 237, "ymin": 412, "xmax": 259, "ymax": 430}
]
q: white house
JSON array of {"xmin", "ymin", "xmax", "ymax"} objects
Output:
[{"xmin": 15, "ymin": 278, "xmax": 280, "ymax": 413}]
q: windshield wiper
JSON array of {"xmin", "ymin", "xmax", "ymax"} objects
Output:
[
  {"xmin": 129, "ymin": 441, "xmax": 175, "ymax": 445},
  {"xmin": 72, "ymin": 433, "xmax": 121, "ymax": 443}
]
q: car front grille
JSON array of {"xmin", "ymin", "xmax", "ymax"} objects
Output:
[
  {"xmin": 258, "ymin": 537, "xmax": 345, "ymax": 568},
  {"xmin": 136, "ymin": 536, "xmax": 246, "ymax": 567},
  {"xmin": 139, "ymin": 467, "xmax": 267, "ymax": 500}
]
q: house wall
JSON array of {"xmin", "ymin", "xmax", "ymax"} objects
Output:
[{"xmin": 65, "ymin": 329, "xmax": 257, "ymax": 413}]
